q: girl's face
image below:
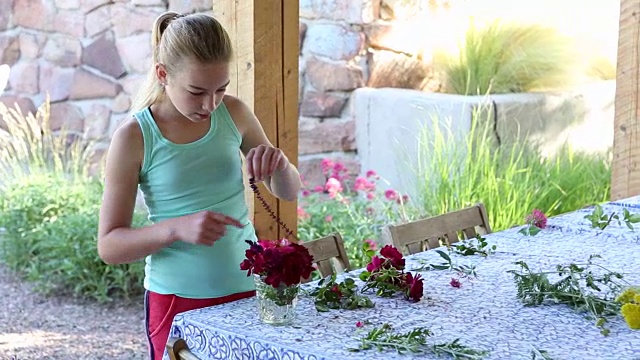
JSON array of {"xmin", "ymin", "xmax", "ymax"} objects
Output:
[{"xmin": 156, "ymin": 58, "xmax": 230, "ymax": 122}]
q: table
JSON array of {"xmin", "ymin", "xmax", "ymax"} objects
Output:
[{"xmin": 166, "ymin": 197, "xmax": 640, "ymax": 360}]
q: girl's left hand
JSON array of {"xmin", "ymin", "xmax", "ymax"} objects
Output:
[{"xmin": 246, "ymin": 144, "xmax": 289, "ymax": 182}]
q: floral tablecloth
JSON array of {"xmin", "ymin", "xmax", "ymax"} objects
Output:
[{"xmin": 166, "ymin": 197, "xmax": 640, "ymax": 360}]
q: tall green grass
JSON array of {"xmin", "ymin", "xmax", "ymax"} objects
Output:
[
  {"xmin": 0, "ymin": 98, "xmax": 147, "ymax": 303},
  {"xmin": 436, "ymin": 19, "xmax": 578, "ymax": 95},
  {"xmin": 414, "ymin": 109, "xmax": 611, "ymax": 231}
]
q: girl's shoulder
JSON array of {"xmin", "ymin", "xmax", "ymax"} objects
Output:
[
  {"xmin": 221, "ymin": 94, "xmax": 257, "ymax": 138},
  {"xmin": 109, "ymin": 116, "xmax": 144, "ymax": 162}
]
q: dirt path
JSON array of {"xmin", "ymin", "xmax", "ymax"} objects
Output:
[{"xmin": 0, "ymin": 265, "xmax": 148, "ymax": 360}]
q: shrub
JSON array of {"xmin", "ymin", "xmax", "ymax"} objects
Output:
[
  {"xmin": 435, "ymin": 19, "xmax": 578, "ymax": 95},
  {"xmin": 297, "ymin": 160, "xmax": 421, "ymax": 269},
  {"xmin": 413, "ymin": 111, "xmax": 611, "ymax": 232},
  {"xmin": 0, "ymin": 99, "xmax": 148, "ymax": 303}
]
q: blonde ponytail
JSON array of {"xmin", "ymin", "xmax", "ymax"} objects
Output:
[{"xmin": 129, "ymin": 11, "xmax": 232, "ymax": 114}]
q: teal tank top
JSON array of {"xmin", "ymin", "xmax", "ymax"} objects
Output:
[{"xmin": 134, "ymin": 103, "xmax": 256, "ymax": 299}]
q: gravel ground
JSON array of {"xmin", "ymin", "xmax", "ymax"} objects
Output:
[{"xmin": 0, "ymin": 265, "xmax": 148, "ymax": 360}]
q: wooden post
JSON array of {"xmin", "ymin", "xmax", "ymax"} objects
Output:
[
  {"xmin": 212, "ymin": 0, "xmax": 299, "ymax": 240},
  {"xmin": 612, "ymin": 0, "xmax": 640, "ymax": 200}
]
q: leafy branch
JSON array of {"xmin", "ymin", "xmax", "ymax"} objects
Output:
[
  {"xmin": 411, "ymin": 249, "xmax": 477, "ymax": 278},
  {"xmin": 584, "ymin": 205, "xmax": 640, "ymax": 230},
  {"xmin": 507, "ymin": 255, "xmax": 627, "ymax": 336},
  {"xmin": 310, "ymin": 274, "xmax": 374, "ymax": 312},
  {"xmin": 453, "ymin": 234, "xmax": 496, "ymax": 257},
  {"xmin": 349, "ymin": 323, "xmax": 488, "ymax": 359},
  {"xmin": 530, "ymin": 346, "xmax": 554, "ymax": 359}
]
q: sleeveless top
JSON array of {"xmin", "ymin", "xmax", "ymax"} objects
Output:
[{"xmin": 133, "ymin": 103, "xmax": 256, "ymax": 298}]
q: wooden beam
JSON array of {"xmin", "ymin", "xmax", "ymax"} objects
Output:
[
  {"xmin": 612, "ymin": 0, "xmax": 640, "ymax": 200},
  {"xmin": 212, "ymin": 0, "xmax": 299, "ymax": 240}
]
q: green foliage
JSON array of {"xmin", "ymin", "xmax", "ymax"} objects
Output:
[
  {"xmin": 297, "ymin": 161, "xmax": 421, "ymax": 269},
  {"xmin": 310, "ymin": 274, "xmax": 374, "ymax": 312},
  {"xmin": 436, "ymin": 19, "xmax": 577, "ymax": 95},
  {"xmin": 0, "ymin": 99, "xmax": 149, "ymax": 303},
  {"xmin": 414, "ymin": 112, "xmax": 611, "ymax": 232}
]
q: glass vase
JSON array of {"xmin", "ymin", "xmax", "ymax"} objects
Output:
[{"xmin": 253, "ymin": 274, "xmax": 300, "ymax": 325}]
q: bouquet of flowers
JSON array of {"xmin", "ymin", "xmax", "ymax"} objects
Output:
[
  {"xmin": 240, "ymin": 238, "xmax": 315, "ymax": 288},
  {"xmin": 359, "ymin": 245, "xmax": 424, "ymax": 302}
]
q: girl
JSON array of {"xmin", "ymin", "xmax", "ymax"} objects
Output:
[{"xmin": 97, "ymin": 11, "xmax": 302, "ymax": 360}]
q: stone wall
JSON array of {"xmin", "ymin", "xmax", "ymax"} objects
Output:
[
  {"xmin": 0, "ymin": 0, "xmax": 443, "ymax": 185},
  {"xmin": 0, "ymin": 0, "xmax": 213, "ymax": 160}
]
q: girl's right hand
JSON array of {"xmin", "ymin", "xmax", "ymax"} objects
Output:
[{"xmin": 172, "ymin": 210, "xmax": 245, "ymax": 246}]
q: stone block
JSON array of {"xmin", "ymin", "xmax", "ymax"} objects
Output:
[
  {"xmin": 306, "ymin": 57, "xmax": 364, "ymax": 92},
  {"xmin": 53, "ymin": 9, "xmax": 85, "ymax": 37},
  {"xmin": 111, "ymin": 4, "xmax": 165, "ymax": 38},
  {"xmin": 13, "ymin": 0, "xmax": 54, "ymax": 31},
  {"xmin": 300, "ymin": 0, "xmax": 380, "ymax": 24},
  {"xmin": 116, "ymin": 33, "xmax": 152, "ymax": 74},
  {"xmin": 39, "ymin": 62, "xmax": 75, "ymax": 102},
  {"xmin": 49, "ymin": 102, "xmax": 84, "ymax": 132},
  {"xmin": 82, "ymin": 34, "xmax": 127, "ymax": 78},
  {"xmin": 112, "ymin": 92, "xmax": 131, "ymax": 113},
  {"xmin": 299, "ymin": 117, "xmax": 356, "ymax": 155},
  {"xmin": 19, "ymin": 32, "xmax": 47, "ymax": 60},
  {"xmin": 0, "ymin": 0, "xmax": 13, "ymax": 30},
  {"xmin": 8, "ymin": 61, "xmax": 39, "ymax": 95},
  {"xmin": 81, "ymin": 103, "xmax": 111, "ymax": 139},
  {"xmin": 304, "ymin": 24, "xmax": 364, "ymax": 60},
  {"xmin": 0, "ymin": 34, "xmax": 20, "ymax": 65},
  {"xmin": 0, "ymin": 95, "xmax": 37, "ymax": 117},
  {"xmin": 85, "ymin": 4, "xmax": 112, "ymax": 37},
  {"xmin": 300, "ymin": 92, "xmax": 347, "ymax": 118},
  {"xmin": 70, "ymin": 68, "xmax": 122, "ymax": 100},
  {"xmin": 55, "ymin": 0, "xmax": 80, "ymax": 9},
  {"xmin": 42, "ymin": 35, "xmax": 82, "ymax": 67}
]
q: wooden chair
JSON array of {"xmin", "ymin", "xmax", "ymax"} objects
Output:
[
  {"xmin": 166, "ymin": 337, "xmax": 200, "ymax": 360},
  {"xmin": 301, "ymin": 232, "xmax": 351, "ymax": 281},
  {"xmin": 380, "ymin": 203, "xmax": 492, "ymax": 255}
]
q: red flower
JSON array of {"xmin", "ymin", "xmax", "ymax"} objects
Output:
[
  {"xmin": 240, "ymin": 240, "xmax": 315, "ymax": 287},
  {"xmin": 366, "ymin": 255, "xmax": 385, "ymax": 273},
  {"xmin": 380, "ymin": 245, "xmax": 405, "ymax": 270},
  {"xmin": 356, "ymin": 321, "xmax": 364, "ymax": 328},
  {"xmin": 404, "ymin": 272, "xmax": 424, "ymax": 302},
  {"xmin": 450, "ymin": 278, "xmax": 461, "ymax": 288},
  {"xmin": 526, "ymin": 209, "xmax": 547, "ymax": 229},
  {"xmin": 330, "ymin": 285, "xmax": 342, "ymax": 298}
]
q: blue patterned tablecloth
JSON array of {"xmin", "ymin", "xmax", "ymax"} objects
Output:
[{"xmin": 166, "ymin": 197, "xmax": 640, "ymax": 360}]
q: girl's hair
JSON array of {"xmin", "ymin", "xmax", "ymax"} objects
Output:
[{"xmin": 130, "ymin": 12, "xmax": 233, "ymax": 113}]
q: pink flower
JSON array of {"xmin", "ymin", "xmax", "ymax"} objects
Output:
[
  {"xmin": 366, "ymin": 255, "xmax": 385, "ymax": 273},
  {"xmin": 366, "ymin": 170, "xmax": 377, "ymax": 178},
  {"xmin": 321, "ymin": 159, "xmax": 334, "ymax": 174},
  {"xmin": 366, "ymin": 192, "xmax": 375, "ymax": 200},
  {"xmin": 396, "ymin": 194, "xmax": 409, "ymax": 205},
  {"xmin": 364, "ymin": 239, "xmax": 378, "ymax": 251},
  {"xmin": 384, "ymin": 189, "xmax": 398, "ymax": 201},
  {"xmin": 354, "ymin": 177, "xmax": 375, "ymax": 192},
  {"xmin": 450, "ymin": 278, "xmax": 461, "ymax": 288},
  {"xmin": 313, "ymin": 185, "xmax": 324, "ymax": 193},
  {"xmin": 356, "ymin": 321, "xmax": 363, "ymax": 328},
  {"xmin": 325, "ymin": 215, "xmax": 333, "ymax": 222},
  {"xmin": 297, "ymin": 207, "xmax": 309, "ymax": 220},
  {"xmin": 526, "ymin": 209, "xmax": 547, "ymax": 229},
  {"xmin": 325, "ymin": 177, "xmax": 343, "ymax": 198},
  {"xmin": 332, "ymin": 162, "xmax": 346, "ymax": 173},
  {"xmin": 301, "ymin": 189, "xmax": 311, "ymax": 197}
]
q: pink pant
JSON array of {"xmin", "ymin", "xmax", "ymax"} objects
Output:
[{"xmin": 144, "ymin": 289, "xmax": 255, "ymax": 360}]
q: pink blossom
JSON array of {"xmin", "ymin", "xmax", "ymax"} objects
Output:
[
  {"xmin": 364, "ymin": 239, "xmax": 378, "ymax": 251},
  {"xmin": 356, "ymin": 321, "xmax": 363, "ymax": 328},
  {"xmin": 313, "ymin": 185, "xmax": 323, "ymax": 193},
  {"xmin": 297, "ymin": 207, "xmax": 309, "ymax": 220},
  {"xmin": 366, "ymin": 170, "xmax": 377, "ymax": 178},
  {"xmin": 366, "ymin": 192, "xmax": 375, "ymax": 200},
  {"xmin": 384, "ymin": 189, "xmax": 398, "ymax": 201},
  {"xmin": 333, "ymin": 161, "xmax": 346, "ymax": 173},
  {"xmin": 325, "ymin": 215, "xmax": 333, "ymax": 222},
  {"xmin": 325, "ymin": 177, "xmax": 343, "ymax": 198},
  {"xmin": 321, "ymin": 159, "xmax": 334, "ymax": 174},
  {"xmin": 396, "ymin": 194, "xmax": 409, "ymax": 205},
  {"xmin": 354, "ymin": 177, "xmax": 375, "ymax": 192},
  {"xmin": 450, "ymin": 278, "xmax": 461, "ymax": 288},
  {"xmin": 301, "ymin": 189, "xmax": 311, "ymax": 197}
]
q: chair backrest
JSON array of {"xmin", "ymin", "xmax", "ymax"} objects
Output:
[
  {"xmin": 301, "ymin": 232, "xmax": 351, "ymax": 280},
  {"xmin": 381, "ymin": 203, "xmax": 492, "ymax": 255},
  {"xmin": 166, "ymin": 337, "xmax": 201, "ymax": 360}
]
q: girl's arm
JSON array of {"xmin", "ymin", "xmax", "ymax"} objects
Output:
[{"xmin": 224, "ymin": 95, "xmax": 302, "ymax": 201}]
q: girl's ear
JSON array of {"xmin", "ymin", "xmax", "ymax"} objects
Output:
[{"xmin": 155, "ymin": 63, "xmax": 168, "ymax": 86}]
